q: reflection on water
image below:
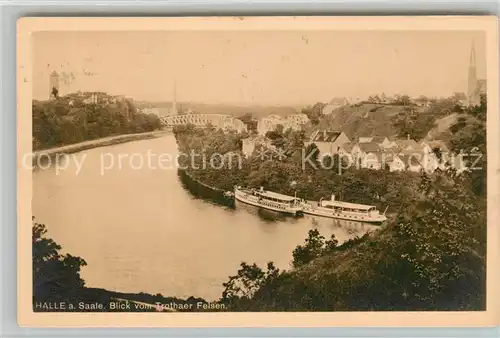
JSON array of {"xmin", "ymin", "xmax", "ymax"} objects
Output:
[{"xmin": 32, "ymin": 135, "xmax": 378, "ymax": 301}]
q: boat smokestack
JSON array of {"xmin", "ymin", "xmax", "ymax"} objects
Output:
[
  {"xmin": 260, "ymin": 186, "xmax": 264, "ymax": 192},
  {"xmin": 331, "ymin": 194, "xmax": 335, "ymax": 201}
]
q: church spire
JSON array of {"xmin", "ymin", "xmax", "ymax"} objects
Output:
[
  {"xmin": 468, "ymin": 40, "xmax": 478, "ymax": 105},
  {"xmin": 470, "ymin": 40, "xmax": 476, "ymax": 66}
]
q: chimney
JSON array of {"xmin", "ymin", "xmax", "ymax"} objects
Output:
[{"xmin": 407, "ymin": 134, "xmax": 410, "ymax": 141}]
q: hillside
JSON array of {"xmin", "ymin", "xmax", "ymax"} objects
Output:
[
  {"xmin": 314, "ymin": 102, "xmax": 460, "ymax": 142},
  {"xmin": 424, "ymin": 112, "xmax": 460, "ymax": 141},
  {"xmin": 316, "ymin": 103, "xmax": 408, "ymax": 139}
]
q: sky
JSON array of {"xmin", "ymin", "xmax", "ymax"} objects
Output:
[{"xmin": 33, "ymin": 30, "xmax": 486, "ymax": 105}]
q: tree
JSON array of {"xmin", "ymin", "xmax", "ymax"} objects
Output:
[
  {"xmin": 221, "ymin": 261, "xmax": 281, "ymax": 309},
  {"xmin": 51, "ymin": 86, "xmax": 59, "ymax": 99},
  {"xmin": 33, "ymin": 217, "xmax": 87, "ymax": 303},
  {"xmin": 292, "ymin": 229, "xmax": 326, "ymax": 267},
  {"xmin": 394, "ymin": 94, "xmax": 411, "ymax": 106},
  {"xmin": 449, "ymin": 94, "xmax": 486, "ymax": 197},
  {"xmin": 265, "ymin": 129, "xmax": 286, "ymax": 149},
  {"xmin": 389, "ymin": 170, "xmax": 485, "ymax": 309},
  {"xmin": 301, "ymin": 102, "xmax": 326, "ymax": 125},
  {"xmin": 32, "ymin": 93, "xmax": 162, "ymax": 149},
  {"xmin": 392, "ymin": 107, "xmax": 436, "ymax": 141},
  {"xmin": 303, "ymin": 143, "xmax": 320, "ymax": 172}
]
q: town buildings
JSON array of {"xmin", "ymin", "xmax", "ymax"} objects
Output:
[
  {"xmin": 256, "ymin": 114, "xmax": 309, "ymax": 135},
  {"xmin": 306, "ymin": 128, "xmax": 465, "ymax": 174}
]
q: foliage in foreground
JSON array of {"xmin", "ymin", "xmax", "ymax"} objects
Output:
[
  {"xmin": 220, "ymin": 169, "xmax": 486, "ymax": 311},
  {"xmin": 32, "ymin": 218, "xmax": 208, "ymax": 311}
]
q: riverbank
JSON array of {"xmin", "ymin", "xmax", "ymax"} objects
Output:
[
  {"xmin": 32, "ymin": 130, "xmax": 171, "ymax": 166},
  {"xmin": 178, "ymin": 169, "xmax": 235, "ymax": 208}
]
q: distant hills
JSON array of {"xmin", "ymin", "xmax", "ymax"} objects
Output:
[{"xmin": 133, "ymin": 101, "xmax": 300, "ymax": 119}]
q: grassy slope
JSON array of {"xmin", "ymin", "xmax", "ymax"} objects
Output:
[
  {"xmin": 424, "ymin": 113, "xmax": 460, "ymax": 141},
  {"xmin": 316, "ymin": 104, "xmax": 406, "ymax": 139},
  {"xmin": 314, "ymin": 103, "xmax": 462, "ymax": 142}
]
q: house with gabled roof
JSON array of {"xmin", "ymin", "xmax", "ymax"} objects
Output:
[
  {"xmin": 350, "ymin": 142, "xmax": 386, "ymax": 169},
  {"xmin": 352, "ymin": 142, "xmax": 383, "ymax": 158},
  {"xmin": 338, "ymin": 142, "xmax": 355, "ymax": 155},
  {"xmin": 384, "ymin": 153, "xmax": 406, "ymax": 172},
  {"xmin": 395, "ymin": 137, "xmax": 420, "ymax": 152},
  {"xmin": 337, "ymin": 142, "xmax": 356, "ymax": 163},
  {"xmin": 361, "ymin": 152, "xmax": 385, "ymax": 170},
  {"xmin": 309, "ymin": 130, "xmax": 350, "ymax": 156},
  {"xmin": 359, "ymin": 136, "xmax": 391, "ymax": 148}
]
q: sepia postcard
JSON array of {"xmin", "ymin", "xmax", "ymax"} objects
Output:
[{"xmin": 17, "ymin": 16, "xmax": 499, "ymax": 327}]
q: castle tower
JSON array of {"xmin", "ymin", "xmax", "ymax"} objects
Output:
[
  {"xmin": 467, "ymin": 41, "xmax": 477, "ymax": 103},
  {"xmin": 49, "ymin": 70, "xmax": 60, "ymax": 99}
]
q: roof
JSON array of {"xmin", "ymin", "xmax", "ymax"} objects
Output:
[
  {"xmin": 257, "ymin": 190, "xmax": 297, "ymax": 202},
  {"xmin": 371, "ymin": 136, "xmax": 388, "ymax": 144},
  {"xmin": 359, "ymin": 136, "xmax": 388, "ymax": 144},
  {"xmin": 366, "ymin": 152, "xmax": 399, "ymax": 164},
  {"xmin": 324, "ymin": 200, "xmax": 375, "ymax": 211},
  {"xmin": 396, "ymin": 139, "xmax": 419, "ymax": 149},
  {"xmin": 312, "ymin": 130, "xmax": 342, "ymax": 142},
  {"xmin": 358, "ymin": 142, "xmax": 382, "ymax": 153},
  {"xmin": 340, "ymin": 142, "xmax": 355, "ymax": 152}
]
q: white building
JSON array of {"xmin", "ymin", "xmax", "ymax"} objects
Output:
[
  {"xmin": 308, "ymin": 130, "xmax": 350, "ymax": 156},
  {"xmin": 242, "ymin": 135, "xmax": 274, "ymax": 158},
  {"xmin": 284, "ymin": 114, "xmax": 309, "ymax": 131},
  {"xmin": 257, "ymin": 115, "xmax": 285, "ymax": 135}
]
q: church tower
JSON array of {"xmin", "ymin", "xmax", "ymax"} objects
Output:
[
  {"xmin": 49, "ymin": 70, "xmax": 60, "ymax": 99},
  {"xmin": 468, "ymin": 41, "xmax": 477, "ymax": 103}
]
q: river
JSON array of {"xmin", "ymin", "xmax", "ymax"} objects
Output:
[{"xmin": 32, "ymin": 134, "xmax": 377, "ymax": 301}]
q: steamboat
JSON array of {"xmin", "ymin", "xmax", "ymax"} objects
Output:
[
  {"xmin": 234, "ymin": 186, "xmax": 303, "ymax": 216},
  {"xmin": 300, "ymin": 195, "xmax": 387, "ymax": 224}
]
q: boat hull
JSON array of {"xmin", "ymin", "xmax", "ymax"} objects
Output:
[
  {"xmin": 301, "ymin": 206, "xmax": 386, "ymax": 224},
  {"xmin": 234, "ymin": 190, "xmax": 303, "ymax": 217}
]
